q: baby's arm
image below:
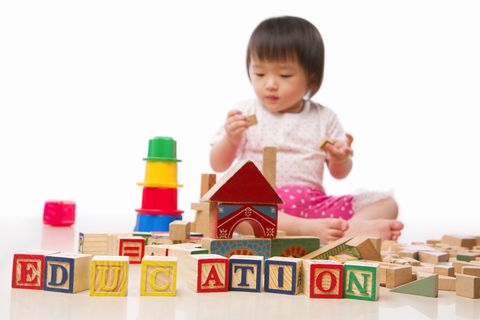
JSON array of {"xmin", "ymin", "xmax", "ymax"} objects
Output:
[
  {"xmin": 325, "ymin": 133, "xmax": 354, "ymax": 179},
  {"xmin": 210, "ymin": 110, "xmax": 251, "ymax": 172}
]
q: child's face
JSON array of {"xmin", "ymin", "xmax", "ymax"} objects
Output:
[{"xmin": 248, "ymin": 55, "xmax": 314, "ymax": 114}]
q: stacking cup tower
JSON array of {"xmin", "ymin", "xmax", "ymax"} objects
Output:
[{"xmin": 134, "ymin": 137, "xmax": 184, "ymax": 232}]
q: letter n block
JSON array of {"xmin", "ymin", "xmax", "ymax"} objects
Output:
[
  {"xmin": 90, "ymin": 256, "xmax": 129, "ymax": 296},
  {"xmin": 264, "ymin": 257, "xmax": 302, "ymax": 295},
  {"xmin": 343, "ymin": 261, "xmax": 380, "ymax": 301},
  {"xmin": 44, "ymin": 253, "xmax": 93, "ymax": 293},
  {"xmin": 187, "ymin": 254, "xmax": 229, "ymax": 292},
  {"xmin": 140, "ymin": 256, "xmax": 177, "ymax": 296},
  {"xmin": 303, "ymin": 260, "xmax": 343, "ymax": 298},
  {"xmin": 118, "ymin": 236, "xmax": 145, "ymax": 264},
  {"xmin": 229, "ymin": 255, "xmax": 263, "ymax": 292},
  {"xmin": 12, "ymin": 251, "xmax": 60, "ymax": 290}
]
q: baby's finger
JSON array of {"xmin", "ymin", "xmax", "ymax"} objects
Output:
[
  {"xmin": 227, "ymin": 109, "xmax": 243, "ymax": 119},
  {"xmin": 346, "ymin": 133, "xmax": 354, "ymax": 146}
]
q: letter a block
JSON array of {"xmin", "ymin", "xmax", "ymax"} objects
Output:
[
  {"xmin": 44, "ymin": 253, "xmax": 93, "ymax": 293},
  {"xmin": 118, "ymin": 236, "xmax": 145, "ymax": 264},
  {"xmin": 140, "ymin": 256, "xmax": 177, "ymax": 296},
  {"xmin": 264, "ymin": 257, "xmax": 302, "ymax": 295},
  {"xmin": 187, "ymin": 254, "xmax": 229, "ymax": 293},
  {"xmin": 12, "ymin": 251, "xmax": 60, "ymax": 290},
  {"xmin": 90, "ymin": 256, "xmax": 129, "ymax": 296},
  {"xmin": 343, "ymin": 261, "xmax": 380, "ymax": 301},
  {"xmin": 229, "ymin": 255, "xmax": 264, "ymax": 292},
  {"xmin": 303, "ymin": 260, "xmax": 343, "ymax": 299}
]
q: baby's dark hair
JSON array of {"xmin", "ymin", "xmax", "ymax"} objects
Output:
[{"xmin": 246, "ymin": 16, "xmax": 325, "ymax": 98}]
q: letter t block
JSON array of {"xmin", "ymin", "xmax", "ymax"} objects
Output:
[
  {"xmin": 90, "ymin": 256, "xmax": 129, "ymax": 296},
  {"xmin": 12, "ymin": 251, "xmax": 60, "ymax": 290},
  {"xmin": 343, "ymin": 261, "xmax": 380, "ymax": 301},
  {"xmin": 44, "ymin": 253, "xmax": 93, "ymax": 293},
  {"xmin": 264, "ymin": 257, "xmax": 302, "ymax": 295},
  {"xmin": 187, "ymin": 254, "xmax": 229, "ymax": 293},
  {"xmin": 229, "ymin": 255, "xmax": 264, "ymax": 292},
  {"xmin": 303, "ymin": 260, "xmax": 343, "ymax": 298},
  {"xmin": 140, "ymin": 256, "xmax": 177, "ymax": 296}
]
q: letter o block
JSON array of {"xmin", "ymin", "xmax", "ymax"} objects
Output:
[
  {"xmin": 140, "ymin": 256, "xmax": 177, "ymax": 296},
  {"xmin": 90, "ymin": 256, "xmax": 129, "ymax": 296},
  {"xmin": 303, "ymin": 260, "xmax": 343, "ymax": 298}
]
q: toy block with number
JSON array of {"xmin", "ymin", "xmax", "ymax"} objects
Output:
[
  {"xmin": 140, "ymin": 256, "xmax": 177, "ymax": 296},
  {"xmin": 302, "ymin": 260, "xmax": 343, "ymax": 299},
  {"xmin": 229, "ymin": 255, "xmax": 263, "ymax": 292},
  {"xmin": 463, "ymin": 266, "xmax": 480, "ymax": 277},
  {"xmin": 318, "ymin": 136, "xmax": 334, "ymax": 151},
  {"xmin": 118, "ymin": 236, "xmax": 145, "ymax": 264},
  {"xmin": 169, "ymin": 221, "xmax": 190, "ymax": 241},
  {"xmin": 187, "ymin": 254, "xmax": 229, "ymax": 293},
  {"xmin": 43, "ymin": 200, "xmax": 76, "ymax": 226},
  {"xmin": 301, "ymin": 237, "xmax": 353, "ymax": 260},
  {"xmin": 44, "ymin": 253, "xmax": 93, "ymax": 293},
  {"xmin": 456, "ymin": 274, "xmax": 480, "ymax": 299},
  {"xmin": 390, "ymin": 274, "xmax": 438, "ymax": 298},
  {"xmin": 418, "ymin": 250, "xmax": 449, "ymax": 264},
  {"xmin": 12, "ymin": 251, "xmax": 60, "ymax": 290},
  {"xmin": 90, "ymin": 256, "xmax": 129, "ymax": 296},
  {"xmin": 264, "ymin": 257, "xmax": 302, "ymax": 295},
  {"xmin": 78, "ymin": 233, "xmax": 108, "ymax": 255},
  {"xmin": 343, "ymin": 261, "xmax": 380, "ymax": 301},
  {"xmin": 441, "ymin": 235, "xmax": 477, "ymax": 249},
  {"xmin": 247, "ymin": 114, "xmax": 258, "ymax": 126},
  {"xmin": 346, "ymin": 237, "xmax": 382, "ymax": 261},
  {"xmin": 270, "ymin": 236, "xmax": 320, "ymax": 258},
  {"xmin": 202, "ymin": 237, "xmax": 271, "ymax": 260},
  {"xmin": 457, "ymin": 252, "xmax": 480, "ymax": 262},
  {"xmin": 386, "ymin": 265, "xmax": 412, "ymax": 289}
]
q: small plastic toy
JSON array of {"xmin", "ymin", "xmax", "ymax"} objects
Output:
[{"xmin": 43, "ymin": 200, "xmax": 76, "ymax": 226}]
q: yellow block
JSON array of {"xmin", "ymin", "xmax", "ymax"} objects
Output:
[
  {"xmin": 90, "ymin": 256, "xmax": 129, "ymax": 296},
  {"xmin": 140, "ymin": 256, "xmax": 177, "ymax": 296}
]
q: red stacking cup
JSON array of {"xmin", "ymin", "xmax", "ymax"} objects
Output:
[{"xmin": 135, "ymin": 187, "xmax": 184, "ymax": 215}]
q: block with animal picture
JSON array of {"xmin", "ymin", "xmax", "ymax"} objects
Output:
[
  {"xmin": 302, "ymin": 260, "xmax": 343, "ymax": 299},
  {"xmin": 264, "ymin": 257, "xmax": 302, "ymax": 295},
  {"xmin": 90, "ymin": 256, "xmax": 129, "ymax": 296},
  {"xmin": 343, "ymin": 261, "xmax": 380, "ymax": 301},
  {"xmin": 140, "ymin": 256, "xmax": 177, "ymax": 296},
  {"xmin": 44, "ymin": 253, "xmax": 93, "ymax": 293},
  {"xmin": 229, "ymin": 255, "xmax": 263, "ymax": 292},
  {"xmin": 187, "ymin": 254, "xmax": 229, "ymax": 293}
]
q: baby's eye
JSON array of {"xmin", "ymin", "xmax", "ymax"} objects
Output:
[
  {"xmin": 280, "ymin": 75, "xmax": 292, "ymax": 78},
  {"xmin": 255, "ymin": 73, "xmax": 264, "ymax": 77}
]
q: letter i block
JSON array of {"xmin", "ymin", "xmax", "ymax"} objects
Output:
[
  {"xmin": 118, "ymin": 236, "xmax": 145, "ymax": 264},
  {"xmin": 44, "ymin": 254, "xmax": 93, "ymax": 293},
  {"xmin": 187, "ymin": 254, "xmax": 229, "ymax": 293},
  {"xmin": 343, "ymin": 261, "xmax": 380, "ymax": 301},
  {"xmin": 264, "ymin": 257, "xmax": 302, "ymax": 295},
  {"xmin": 90, "ymin": 256, "xmax": 129, "ymax": 296},
  {"xmin": 303, "ymin": 260, "xmax": 343, "ymax": 299},
  {"xmin": 12, "ymin": 251, "xmax": 60, "ymax": 290},
  {"xmin": 229, "ymin": 255, "xmax": 264, "ymax": 292},
  {"xmin": 140, "ymin": 256, "xmax": 177, "ymax": 296}
]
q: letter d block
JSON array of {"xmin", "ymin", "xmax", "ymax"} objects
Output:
[
  {"xmin": 343, "ymin": 261, "xmax": 380, "ymax": 301},
  {"xmin": 303, "ymin": 260, "xmax": 343, "ymax": 298},
  {"xmin": 229, "ymin": 255, "xmax": 264, "ymax": 292},
  {"xmin": 44, "ymin": 254, "xmax": 93, "ymax": 293},
  {"xmin": 187, "ymin": 254, "xmax": 229, "ymax": 293},
  {"xmin": 12, "ymin": 251, "xmax": 60, "ymax": 290},
  {"xmin": 140, "ymin": 256, "xmax": 177, "ymax": 296},
  {"xmin": 264, "ymin": 257, "xmax": 302, "ymax": 295},
  {"xmin": 90, "ymin": 256, "xmax": 129, "ymax": 296}
]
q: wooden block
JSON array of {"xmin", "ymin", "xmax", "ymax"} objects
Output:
[
  {"xmin": 276, "ymin": 230, "xmax": 287, "ymax": 237},
  {"xmin": 140, "ymin": 256, "xmax": 177, "ymax": 296},
  {"xmin": 456, "ymin": 274, "xmax": 480, "ymax": 299},
  {"xmin": 78, "ymin": 233, "xmax": 108, "ymax": 255},
  {"xmin": 133, "ymin": 232, "xmax": 152, "ymax": 243},
  {"xmin": 418, "ymin": 250, "xmax": 449, "ymax": 264},
  {"xmin": 44, "ymin": 253, "xmax": 93, "ymax": 293},
  {"xmin": 107, "ymin": 233, "xmax": 131, "ymax": 256},
  {"xmin": 329, "ymin": 254, "xmax": 358, "ymax": 263},
  {"xmin": 202, "ymin": 237, "xmax": 271, "ymax": 260},
  {"xmin": 145, "ymin": 245, "xmax": 171, "ymax": 257},
  {"xmin": 343, "ymin": 261, "xmax": 380, "ymax": 301},
  {"xmin": 463, "ymin": 266, "xmax": 480, "ymax": 277},
  {"xmin": 318, "ymin": 136, "xmax": 334, "ymax": 151},
  {"xmin": 90, "ymin": 256, "xmax": 129, "ymax": 296},
  {"xmin": 193, "ymin": 209, "xmax": 210, "ymax": 237},
  {"xmin": 303, "ymin": 260, "xmax": 343, "ymax": 299},
  {"xmin": 264, "ymin": 257, "xmax": 302, "ymax": 295},
  {"xmin": 191, "ymin": 202, "xmax": 212, "ymax": 211},
  {"xmin": 417, "ymin": 272, "xmax": 455, "ymax": 291},
  {"xmin": 381, "ymin": 240, "xmax": 398, "ymax": 252},
  {"xmin": 200, "ymin": 174, "xmax": 217, "ymax": 198},
  {"xmin": 390, "ymin": 274, "xmax": 438, "ymax": 298},
  {"xmin": 262, "ymin": 146, "xmax": 277, "ymax": 189},
  {"xmin": 427, "ymin": 239, "xmax": 441, "ymax": 246},
  {"xmin": 369, "ymin": 237, "xmax": 381, "ymax": 256},
  {"xmin": 301, "ymin": 237, "xmax": 353, "ymax": 260},
  {"xmin": 386, "ymin": 265, "xmax": 412, "ymax": 289},
  {"xmin": 270, "ymin": 236, "xmax": 320, "ymax": 258},
  {"xmin": 148, "ymin": 234, "xmax": 178, "ymax": 246},
  {"xmin": 442, "ymin": 235, "xmax": 477, "ymax": 249},
  {"xmin": 346, "ymin": 237, "xmax": 382, "ymax": 261},
  {"xmin": 229, "ymin": 255, "xmax": 263, "ymax": 292},
  {"xmin": 168, "ymin": 246, "xmax": 209, "ymax": 282},
  {"xmin": 118, "ymin": 236, "xmax": 145, "ymax": 264},
  {"xmin": 453, "ymin": 260, "xmax": 480, "ymax": 274},
  {"xmin": 247, "ymin": 114, "xmax": 258, "ymax": 126},
  {"xmin": 434, "ymin": 265, "xmax": 455, "ymax": 277},
  {"xmin": 169, "ymin": 221, "xmax": 190, "ymax": 241},
  {"xmin": 457, "ymin": 252, "xmax": 480, "ymax": 262},
  {"xmin": 11, "ymin": 251, "xmax": 60, "ymax": 290},
  {"xmin": 412, "ymin": 266, "xmax": 435, "ymax": 274},
  {"xmin": 187, "ymin": 254, "xmax": 229, "ymax": 293},
  {"xmin": 398, "ymin": 250, "xmax": 419, "ymax": 260}
]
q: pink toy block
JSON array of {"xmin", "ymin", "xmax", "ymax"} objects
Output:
[{"xmin": 43, "ymin": 201, "xmax": 76, "ymax": 226}]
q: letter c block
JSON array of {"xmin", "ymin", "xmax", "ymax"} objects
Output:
[
  {"xmin": 90, "ymin": 256, "xmax": 129, "ymax": 296},
  {"xmin": 140, "ymin": 256, "xmax": 177, "ymax": 296}
]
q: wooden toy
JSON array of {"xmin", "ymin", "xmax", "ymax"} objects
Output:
[
  {"xmin": 169, "ymin": 221, "xmax": 190, "ymax": 241},
  {"xmin": 343, "ymin": 261, "xmax": 380, "ymax": 301},
  {"xmin": 385, "ymin": 265, "xmax": 412, "ymax": 289},
  {"xmin": 434, "ymin": 265, "xmax": 455, "ymax": 277},
  {"xmin": 78, "ymin": 233, "xmax": 108, "ymax": 255},
  {"xmin": 390, "ymin": 274, "xmax": 438, "ymax": 298},
  {"xmin": 270, "ymin": 236, "xmax": 320, "ymax": 258},
  {"xmin": 168, "ymin": 246, "xmax": 209, "ymax": 282},
  {"xmin": 463, "ymin": 266, "xmax": 480, "ymax": 277},
  {"xmin": 302, "ymin": 260, "xmax": 343, "ymax": 299},
  {"xmin": 441, "ymin": 235, "xmax": 477, "ymax": 249},
  {"xmin": 43, "ymin": 253, "xmax": 93, "ymax": 293},
  {"xmin": 90, "ymin": 256, "xmax": 129, "ymax": 296},
  {"xmin": 417, "ymin": 272, "xmax": 456, "ymax": 292},
  {"xmin": 43, "ymin": 200, "xmax": 76, "ymax": 226},
  {"xmin": 301, "ymin": 237, "xmax": 353, "ymax": 260},
  {"xmin": 118, "ymin": 236, "xmax": 145, "ymax": 264},
  {"xmin": 133, "ymin": 232, "xmax": 152, "ymax": 243},
  {"xmin": 107, "ymin": 233, "xmax": 132, "ymax": 256},
  {"xmin": 12, "ymin": 251, "xmax": 60, "ymax": 290},
  {"xmin": 145, "ymin": 245, "xmax": 170, "ymax": 257},
  {"xmin": 191, "ymin": 203, "xmax": 215, "ymax": 237},
  {"xmin": 317, "ymin": 136, "xmax": 334, "ymax": 151},
  {"xmin": 369, "ymin": 237, "xmax": 381, "ymax": 256},
  {"xmin": 398, "ymin": 250, "xmax": 419, "ymax": 260},
  {"xmin": 418, "ymin": 250, "xmax": 449, "ymax": 264},
  {"xmin": 247, "ymin": 114, "xmax": 258, "ymax": 126},
  {"xmin": 140, "ymin": 256, "xmax": 177, "ymax": 296},
  {"xmin": 456, "ymin": 274, "xmax": 480, "ymax": 299},
  {"xmin": 229, "ymin": 255, "xmax": 264, "ymax": 292},
  {"xmin": 148, "ymin": 233, "xmax": 178, "ymax": 246},
  {"xmin": 202, "ymin": 237, "xmax": 271, "ymax": 260},
  {"xmin": 200, "ymin": 174, "xmax": 217, "ymax": 197},
  {"xmin": 200, "ymin": 160, "xmax": 283, "ymax": 239},
  {"xmin": 346, "ymin": 237, "xmax": 382, "ymax": 261},
  {"xmin": 262, "ymin": 146, "xmax": 276, "ymax": 189},
  {"xmin": 187, "ymin": 254, "xmax": 229, "ymax": 293},
  {"xmin": 457, "ymin": 252, "xmax": 480, "ymax": 262},
  {"xmin": 264, "ymin": 257, "xmax": 302, "ymax": 295}
]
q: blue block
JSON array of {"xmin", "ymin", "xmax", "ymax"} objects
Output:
[
  {"xmin": 229, "ymin": 256, "xmax": 263, "ymax": 292},
  {"xmin": 264, "ymin": 259, "xmax": 301, "ymax": 295},
  {"xmin": 134, "ymin": 213, "xmax": 182, "ymax": 232}
]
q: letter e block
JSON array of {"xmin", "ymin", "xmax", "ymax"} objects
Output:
[
  {"xmin": 264, "ymin": 257, "xmax": 302, "ymax": 295},
  {"xmin": 12, "ymin": 251, "xmax": 60, "ymax": 290},
  {"xmin": 187, "ymin": 254, "xmax": 229, "ymax": 292},
  {"xmin": 140, "ymin": 256, "xmax": 177, "ymax": 296},
  {"xmin": 90, "ymin": 256, "xmax": 129, "ymax": 296},
  {"xmin": 343, "ymin": 261, "xmax": 380, "ymax": 301},
  {"xmin": 303, "ymin": 260, "xmax": 343, "ymax": 298},
  {"xmin": 118, "ymin": 236, "xmax": 145, "ymax": 264},
  {"xmin": 229, "ymin": 255, "xmax": 263, "ymax": 292},
  {"xmin": 44, "ymin": 253, "xmax": 93, "ymax": 293}
]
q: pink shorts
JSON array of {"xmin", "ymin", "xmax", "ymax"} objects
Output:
[{"xmin": 276, "ymin": 185, "xmax": 354, "ymax": 220}]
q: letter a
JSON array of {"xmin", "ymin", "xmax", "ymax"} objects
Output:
[{"xmin": 202, "ymin": 265, "xmax": 223, "ymax": 288}]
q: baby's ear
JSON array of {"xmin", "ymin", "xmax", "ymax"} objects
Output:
[{"xmin": 308, "ymin": 74, "xmax": 318, "ymax": 91}]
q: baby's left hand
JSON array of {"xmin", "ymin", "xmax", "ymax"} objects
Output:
[{"xmin": 325, "ymin": 133, "xmax": 354, "ymax": 163}]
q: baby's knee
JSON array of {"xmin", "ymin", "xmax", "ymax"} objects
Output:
[{"xmin": 384, "ymin": 197, "xmax": 399, "ymax": 219}]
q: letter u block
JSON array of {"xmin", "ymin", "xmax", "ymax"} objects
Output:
[
  {"xmin": 140, "ymin": 256, "xmax": 177, "ymax": 296},
  {"xmin": 303, "ymin": 260, "xmax": 343, "ymax": 298},
  {"xmin": 187, "ymin": 254, "xmax": 229, "ymax": 293},
  {"xmin": 229, "ymin": 255, "xmax": 264, "ymax": 292},
  {"xmin": 343, "ymin": 261, "xmax": 380, "ymax": 301},
  {"xmin": 44, "ymin": 253, "xmax": 93, "ymax": 293},
  {"xmin": 264, "ymin": 257, "xmax": 302, "ymax": 295},
  {"xmin": 12, "ymin": 251, "xmax": 60, "ymax": 290},
  {"xmin": 90, "ymin": 256, "xmax": 129, "ymax": 296},
  {"xmin": 118, "ymin": 236, "xmax": 145, "ymax": 264}
]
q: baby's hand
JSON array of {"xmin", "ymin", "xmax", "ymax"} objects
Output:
[
  {"xmin": 325, "ymin": 133, "xmax": 354, "ymax": 163},
  {"xmin": 225, "ymin": 110, "xmax": 251, "ymax": 146}
]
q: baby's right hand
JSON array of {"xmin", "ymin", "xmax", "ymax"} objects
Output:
[{"xmin": 225, "ymin": 110, "xmax": 250, "ymax": 146}]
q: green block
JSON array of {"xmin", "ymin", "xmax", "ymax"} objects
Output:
[
  {"xmin": 390, "ymin": 274, "xmax": 438, "ymax": 298},
  {"xmin": 270, "ymin": 237, "xmax": 320, "ymax": 258},
  {"xmin": 343, "ymin": 262, "xmax": 380, "ymax": 301}
]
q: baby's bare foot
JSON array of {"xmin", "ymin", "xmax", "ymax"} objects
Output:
[
  {"xmin": 307, "ymin": 218, "xmax": 349, "ymax": 244},
  {"xmin": 346, "ymin": 219, "xmax": 404, "ymax": 242}
]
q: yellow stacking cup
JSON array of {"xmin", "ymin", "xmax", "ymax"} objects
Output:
[{"xmin": 137, "ymin": 161, "xmax": 183, "ymax": 188}]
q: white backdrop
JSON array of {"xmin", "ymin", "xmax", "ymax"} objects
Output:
[{"xmin": 1, "ymin": 1, "xmax": 479, "ymax": 237}]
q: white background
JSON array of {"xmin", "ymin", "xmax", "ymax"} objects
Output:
[{"xmin": 1, "ymin": 1, "xmax": 479, "ymax": 240}]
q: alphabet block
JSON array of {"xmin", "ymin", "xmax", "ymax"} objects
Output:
[
  {"xmin": 168, "ymin": 246, "xmax": 209, "ymax": 282},
  {"xmin": 302, "ymin": 260, "xmax": 343, "ymax": 299},
  {"xmin": 43, "ymin": 253, "xmax": 93, "ymax": 293},
  {"xmin": 187, "ymin": 254, "xmax": 229, "ymax": 293},
  {"xmin": 118, "ymin": 236, "xmax": 145, "ymax": 264},
  {"xmin": 78, "ymin": 233, "xmax": 108, "ymax": 255},
  {"xmin": 140, "ymin": 256, "xmax": 177, "ymax": 296},
  {"xmin": 264, "ymin": 257, "xmax": 302, "ymax": 295},
  {"xmin": 11, "ymin": 251, "xmax": 60, "ymax": 290},
  {"xmin": 343, "ymin": 261, "xmax": 380, "ymax": 301},
  {"xmin": 229, "ymin": 255, "xmax": 263, "ymax": 292},
  {"xmin": 90, "ymin": 256, "xmax": 129, "ymax": 296},
  {"xmin": 456, "ymin": 274, "xmax": 480, "ymax": 299}
]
